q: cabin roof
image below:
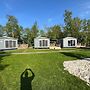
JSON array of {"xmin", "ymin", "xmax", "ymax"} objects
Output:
[
  {"xmin": 0, "ymin": 36, "xmax": 17, "ymax": 40},
  {"xmin": 63, "ymin": 37, "xmax": 77, "ymax": 39},
  {"xmin": 35, "ymin": 36, "xmax": 49, "ymax": 39}
]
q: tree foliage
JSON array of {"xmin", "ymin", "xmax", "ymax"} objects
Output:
[
  {"xmin": 31, "ymin": 22, "xmax": 39, "ymax": 38},
  {"xmin": 5, "ymin": 15, "xmax": 19, "ymax": 38},
  {"xmin": 0, "ymin": 25, "xmax": 4, "ymax": 37},
  {"xmin": 47, "ymin": 25, "xmax": 62, "ymax": 40},
  {"xmin": 64, "ymin": 10, "xmax": 72, "ymax": 36},
  {"xmin": 0, "ymin": 11, "xmax": 90, "ymax": 46}
]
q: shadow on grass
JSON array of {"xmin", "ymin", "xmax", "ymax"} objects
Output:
[
  {"xmin": 20, "ymin": 68, "xmax": 35, "ymax": 90},
  {"xmin": 0, "ymin": 64, "xmax": 9, "ymax": 71},
  {"xmin": 0, "ymin": 51, "xmax": 11, "ymax": 90},
  {"xmin": 60, "ymin": 52, "xmax": 89, "ymax": 59},
  {"xmin": 0, "ymin": 51, "xmax": 10, "ymax": 71}
]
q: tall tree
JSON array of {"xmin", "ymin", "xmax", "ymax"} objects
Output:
[
  {"xmin": 47, "ymin": 25, "xmax": 62, "ymax": 40},
  {"xmin": 23, "ymin": 28, "xmax": 32, "ymax": 46},
  {"xmin": 80, "ymin": 19, "xmax": 87, "ymax": 44},
  {"xmin": 31, "ymin": 22, "xmax": 39, "ymax": 38},
  {"xmin": 70, "ymin": 17, "xmax": 82, "ymax": 41},
  {"xmin": 63, "ymin": 10, "xmax": 83, "ymax": 44},
  {"xmin": 0, "ymin": 25, "xmax": 4, "ymax": 37},
  {"xmin": 17, "ymin": 26, "xmax": 23, "ymax": 44},
  {"xmin": 64, "ymin": 10, "xmax": 72, "ymax": 37},
  {"xmin": 38, "ymin": 30, "xmax": 46, "ymax": 37},
  {"xmin": 80, "ymin": 19, "xmax": 90, "ymax": 46},
  {"xmin": 5, "ymin": 15, "xmax": 19, "ymax": 38},
  {"xmin": 85, "ymin": 19, "xmax": 90, "ymax": 46},
  {"xmin": 30, "ymin": 22, "xmax": 39, "ymax": 45}
]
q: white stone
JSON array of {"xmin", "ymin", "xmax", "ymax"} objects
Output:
[{"xmin": 63, "ymin": 59, "xmax": 90, "ymax": 86}]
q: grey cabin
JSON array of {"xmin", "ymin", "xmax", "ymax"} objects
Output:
[
  {"xmin": 0, "ymin": 37, "xmax": 18, "ymax": 50},
  {"xmin": 34, "ymin": 37, "xmax": 50, "ymax": 48},
  {"xmin": 60, "ymin": 37, "xmax": 77, "ymax": 48}
]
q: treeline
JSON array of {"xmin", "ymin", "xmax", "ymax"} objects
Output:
[{"xmin": 0, "ymin": 10, "xmax": 90, "ymax": 46}]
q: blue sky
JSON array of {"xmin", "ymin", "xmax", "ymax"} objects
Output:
[{"xmin": 0, "ymin": 0, "xmax": 90, "ymax": 29}]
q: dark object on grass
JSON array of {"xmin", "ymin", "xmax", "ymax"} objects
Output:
[{"xmin": 20, "ymin": 68, "xmax": 35, "ymax": 90}]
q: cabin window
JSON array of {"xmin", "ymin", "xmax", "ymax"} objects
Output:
[
  {"xmin": 39, "ymin": 40, "xmax": 42, "ymax": 46},
  {"xmin": 39, "ymin": 40, "xmax": 48, "ymax": 47},
  {"xmin": 44, "ymin": 40, "xmax": 48, "ymax": 46},
  {"xmin": 71, "ymin": 40, "xmax": 75, "ymax": 46},
  {"xmin": 13, "ymin": 41, "xmax": 16, "ymax": 47},
  {"xmin": 10, "ymin": 41, "xmax": 12, "ymax": 48},
  {"xmin": 5, "ymin": 40, "xmax": 16, "ymax": 48},
  {"xmin": 68, "ymin": 40, "xmax": 75, "ymax": 46},
  {"xmin": 43, "ymin": 40, "xmax": 45, "ymax": 46},
  {"xmin": 5, "ymin": 41, "xmax": 9, "ymax": 48},
  {"xmin": 45, "ymin": 40, "xmax": 48, "ymax": 46},
  {"xmin": 43, "ymin": 40, "xmax": 48, "ymax": 46},
  {"xmin": 68, "ymin": 40, "xmax": 71, "ymax": 46}
]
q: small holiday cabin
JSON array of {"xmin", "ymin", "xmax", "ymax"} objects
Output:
[
  {"xmin": 60, "ymin": 37, "xmax": 77, "ymax": 48},
  {"xmin": 34, "ymin": 37, "xmax": 50, "ymax": 49},
  {"xmin": 0, "ymin": 36, "xmax": 18, "ymax": 50}
]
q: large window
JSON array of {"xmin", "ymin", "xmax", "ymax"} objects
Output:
[
  {"xmin": 68, "ymin": 40, "xmax": 75, "ymax": 46},
  {"xmin": 13, "ymin": 41, "xmax": 16, "ymax": 47},
  {"xmin": 45, "ymin": 40, "xmax": 48, "ymax": 46},
  {"xmin": 39, "ymin": 40, "xmax": 48, "ymax": 47},
  {"xmin": 39, "ymin": 40, "xmax": 42, "ymax": 46},
  {"xmin": 5, "ymin": 41, "xmax": 9, "ymax": 48},
  {"xmin": 71, "ymin": 40, "xmax": 75, "ymax": 46},
  {"xmin": 10, "ymin": 41, "xmax": 12, "ymax": 48},
  {"xmin": 5, "ymin": 40, "xmax": 16, "ymax": 48}
]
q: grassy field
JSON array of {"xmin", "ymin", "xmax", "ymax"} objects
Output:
[
  {"xmin": 0, "ymin": 49, "xmax": 90, "ymax": 90},
  {"xmin": 4, "ymin": 48, "xmax": 78, "ymax": 53}
]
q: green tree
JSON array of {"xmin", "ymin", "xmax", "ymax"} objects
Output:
[
  {"xmin": 63, "ymin": 10, "xmax": 72, "ymax": 37},
  {"xmin": 80, "ymin": 19, "xmax": 87, "ymax": 44},
  {"xmin": 70, "ymin": 17, "xmax": 82, "ymax": 43},
  {"xmin": 0, "ymin": 25, "xmax": 4, "ymax": 37},
  {"xmin": 80, "ymin": 19, "xmax": 90, "ymax": 46},
  {"xmin": 31, "ymin": 22, "xmax": 39, "ymax": 37},
  {"xmin": 17, "ymin": 26, "xmax": 23, "ymax": 44},
  {"xmin": 5, "ymin": 15, "xmax": 19, "ymax": 38},
  {"xmin": 30, "ymin": 22, "xmax": 39, "ymax": 45},
  {"xmin": 63, "ymin": 10, "xmax": 83, "ymax": 44},
  {"xmin": 38, "ymin": 30, "xmax": 46, "ymax": 37},
  {"xmin": 23, "ymin": 28, "xmax": 32, "ymax": 46},
  {"xmin": 85, "ymin": 19, "xmax": 90, "ymax": 46},
  {"xmin": 47, "ymin": 25, "xmax": 62, "ymax": 40}
]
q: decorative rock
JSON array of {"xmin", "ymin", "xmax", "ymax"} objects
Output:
[{"xmin": 63, "ymin": 59, "xmax": 90, "ymax": 86}]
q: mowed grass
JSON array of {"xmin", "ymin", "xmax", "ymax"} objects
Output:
[
  {"xmin": 5, "ymin": 48, "xmax": 59, "ymax": 53},
  {"xmin": 0, "ymin": 49, "xmax": 90, "ymax": 90},
  {"xmin": 4, "ymin": 48, "xmax": 77, "ymax": 53}
]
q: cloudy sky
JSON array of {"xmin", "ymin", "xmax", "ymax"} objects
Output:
[{"xmin": 0, "ymin": 0, "xmax": 90, "ymax": 29}]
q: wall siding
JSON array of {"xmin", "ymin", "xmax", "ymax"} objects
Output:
[
  {"xmin": 0, "ymin": 40, "xmax": 4, "ymax": 49},
  {"xmin": 63, "ymin": 38, "xmax": 77, "ymax": 48},
  {"xmin": 34, "ymin": 38, "xmax": 50, "ymax": 48},
  {"xmin": 0, "ymin": 38, "xmax": 18, "ymax": 50}
]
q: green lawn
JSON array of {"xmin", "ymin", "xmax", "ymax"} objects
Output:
[
  {"xmin": 5, "ymin": 48, "xmax": 61, "ymax": 53},
  {"xmin": 4, "ymin": 48, "xmax": 78, "ymax": 53},
  {"xmin": 0, "ymin": 49, "xmax": 90, "ymax": 90}
]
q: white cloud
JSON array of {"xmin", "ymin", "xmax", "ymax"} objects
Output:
[
  {"xmin": 48, "ymin": 18, "xmax": 52, "ymax": 22},
  {"xmin": 3, "ymin": 0, "xmax": 13, "ymax": 14},
  {"xmin": 5, "ymin": 2, "xmax": 12, "ymax": 11}
]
